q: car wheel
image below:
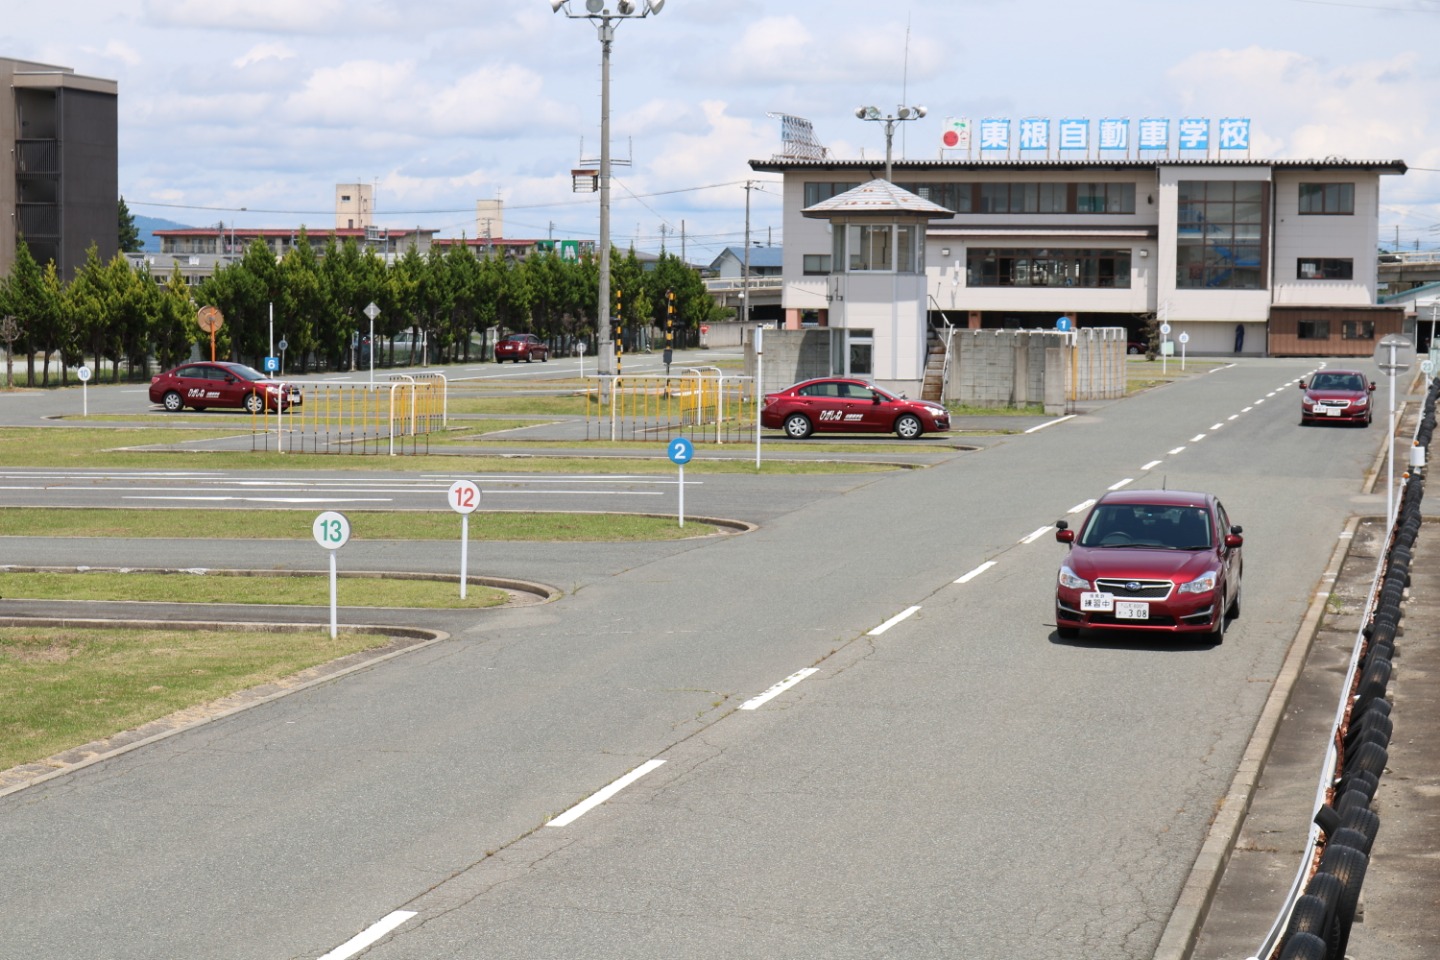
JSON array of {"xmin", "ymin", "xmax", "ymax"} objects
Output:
[
  {"xmin": 541, "ymin": 352, "xmax": 548, "ymax": 362},
  {"xmin": 244, "ymin": 393, "xmax": 265, "ymax": 414},
  {"xmin": 783, "ymin": 413, "xmax": 813, "ymax": 439},
  {"xmin": 895, "ymin": 414, "xmax": 923, "ymax": 440},
  {"xmin": 526, "ymin": 354, "xmax": 534, "ymax": 363},
  {"xmin": 162, "ymin": 391, "xmax": 184, "ymax": 412},
  {"xmin": 1128, "ymin": 345, "xmax": 1140, "ymax": 355},
  {"xmin": 1206, "ymin": 609, "xmax": 1226, "ymax": 644},
  {"xmin": 1277, "ymin": 933, "xmax": 1326, "ymax": 960}
]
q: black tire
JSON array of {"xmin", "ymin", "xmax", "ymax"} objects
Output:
[
  {"xmin": 784, "ymin": 413, "xmax": 813, "ymax": 439},
  {"xmin": 244, "ymin": 393, "xmax": 265, "ymax": 415},
  {"xmin": 525, "ymin": 354, "xmax": 533, "ymax": 363},
  {"xmin": 1205, "ymin": 607, "xmax": 1226, "ymax": 644},
  {"xmin": 162, "ymin": 390, "xmax": 184, "ymax": 412},
  {"xmin": 1318, "ymin": 843, "xmax": 1368, "ymax": 957},
  {"xmin": 1283, "ymin": 894, "xmax": 1334, "ymax": 944},
  {"xmin": 1300, "ymin": 871, "xmax": 1345, "ymax": 959},
  {"xmin": 541, "ymin": 353, "xmax": 548, "ymax": 362},
  {"xmin": 1278, "ymin": 932, "xmax": 1326, "ymax": 960},
  {"xmin": 895, "ymin": 414, "xmax": 923, "ymax": 440}
]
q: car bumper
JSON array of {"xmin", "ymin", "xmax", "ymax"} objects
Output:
[
  {"xmin": 1302, "ymin": 407, "xmax": 1367, "ymax": 423},
  {"xmin": 1055, "ymin": 590, "xmax": 1220, "ymax": 634}
]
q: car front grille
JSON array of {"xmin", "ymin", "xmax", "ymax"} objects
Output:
[{"xmin": 1094, "ymin": 578, "xmax": 1173, "ymax": 600}]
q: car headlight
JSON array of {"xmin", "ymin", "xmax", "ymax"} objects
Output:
[
  {"xmin": 1353, "ymin": 396, "xmax": 1368, "ymax": 407},
  {"xmin": 1301, "ymin": 397, "xmax": 1315, "ymax": 408},
  {"xmin": 1178, "ymin": 571, "xmax": 1219, "ymax": 594},
  {"xmin": 1058, "ymin": 566, "xmax": 1091, "ymax": 590}
]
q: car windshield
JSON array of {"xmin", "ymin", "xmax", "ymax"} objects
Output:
[
  {"xmin": 1309, "ymin": 372, "xmax": 1365, "ymax": 391},
  {"xmin": 1079, "ymin": 504, "xmax": 1213, "ymax": 550},
  {"xmin": 226, "ymin": 364, "xmax": 267, "ymax": 381}
]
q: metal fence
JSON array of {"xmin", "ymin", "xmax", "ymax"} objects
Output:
[
  {"xmin": 584, "ymin": 370, "xmax": 754, "ymax": 443},
  {"xmin": 249, "ymin": 374, "xmax": 448, "ymax": 455}
]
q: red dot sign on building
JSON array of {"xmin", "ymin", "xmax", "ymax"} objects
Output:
[{"xmin": 942, "ymin": 118, "xmax": 970, "ymax": 150}]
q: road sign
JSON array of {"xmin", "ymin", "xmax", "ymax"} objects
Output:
[
  {"xmin": 263, "ymin": 356, "xmax": 279, "ymax": 372},
  {"xmin": 1159, "ymin": 322, "xmax": 1171, "ymax": 336},
  {"xmin": 1178, "ymin": 332, "xmax": 1190, "ymax": 344},
  {"xmin": 278, "ymin": 339, "xmax": 288, "ymax": 353},
  {"xmin": 668, "ymin": 437, "xmax": 694, "ymax": 464},
  {"xmin": 313, "ymin": 511, "xmax": 351, "ymax": 550},
  {"xmin": 701, "ymin": 325, "xmax": 710, "ymax": 335},
  {"xmin": 1055, "ymin": 316, "xmax": 1072, "ymax": 332},
  {"xmin": 76, "ymin": 366, "xmax": 91, "ymax": 382},
  {"xmin": 1375, "ymin": 334, "xmax": 1415, "ymax": 375},
  {"xmin": 449, "ymin": 479, "xmax": 481, "ymax": 514},
  {"xmin": 364, "ymin": 301, "xmax": 381, "ymax": 321}
]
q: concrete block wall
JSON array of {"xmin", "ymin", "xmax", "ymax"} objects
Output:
[
  {"xmin": 745, "ymin": 328, "xmax": 833, "ymax": 398},
  {"xmin": 942, "ymin": 327, "xmax": 1126, "ymax": 412}
]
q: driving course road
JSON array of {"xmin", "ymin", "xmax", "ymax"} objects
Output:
[{"xmin": 0, "ymin": 358, "xmax": 1389, "ymax": 959}]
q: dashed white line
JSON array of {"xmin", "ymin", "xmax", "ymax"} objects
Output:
[
  {"xmin": 1228, "ymin": 414, "xmax": 1240, "ymax": 421},
  {"xmin": 1108, "ymin": 478, "xmax": 1134, "ymax": 491},
  {"xmin": 1255, "ymin": 398, "xmax": 1266, "ymax": 405},
  {"xmin": 1141, "ymin": 460, "xmax": 1162, "ymax": 471},
  {"xmin": 869, "ymin": 605, "xmax": 922, "ymax": 636},
  {"xmin": 1068, "ymin": 498, "xmax": 1096, "ymax": 514},
  {"xmin": 955, "ymin": 560, "xmax": 998, "ymax": 584},
  {"xmin": 548, "ymin": 759, "xmax": 666, "ymax": 827},
  {"xmin": 1242, "ymin": 406, "xmax": 1253, "ymax": 413},
  {"xmin": 740, "ymin": 668, "xmax": 819, "ymax": 710},
  {"xmin": 1210, "ymin": 423, "xmax": 1224, "ymax": 430},
  {"xmin": 1169, "ymin": 446, "xmax": 1186, "ymax": 456},
  {"xmin": 318, "ymin": 911, "xmax": 418, "ymax": 960},
  {"xmin": 1020, "ymin": 525, "xmax": 1054, "ymax": 544},
  {"xmin": 1190, "ymin": 434, "xmax": 1207, "ymax": 442},
  {"xmin": 1266, "ymin": 391, "xmax": 1277, "ymax": 397},
  {"xmin": 1025, "ymin": 415, "xmax": 1075, "ymax": 433}
]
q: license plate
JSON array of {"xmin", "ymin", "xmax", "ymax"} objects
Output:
[
  {"xmin": 1081, "ymin": 592, "xmax": 1114, "ymax": 612},
  {"xmin": 1115, "ymin": 601, "xmax": 1150, "ymax": 620},
  {"xmin": 1325, "ymin": 407, "xmax": 1342, "ymax": 417}
]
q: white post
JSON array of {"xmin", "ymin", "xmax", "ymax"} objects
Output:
[
  {"xmin": 328, "ymin": 551, "xmax": 338, "ymax": 640},
  {"xmin": 1387, "ymin": 341, "xmax": 1397, "ymax": 527},
  {"xmin": 678, "ymin": 461, "xmax": 685, "ymax": 528},
  {"xmin": 755, "ymin": 328, "xmax": 764, "ymax": 470},
  {"xmin": 460, "ymin": 513, "xmax": 470, "ymax": 599}
]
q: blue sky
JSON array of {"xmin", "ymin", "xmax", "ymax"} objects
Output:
[{"xmin": 6, "ymin": 0, "xmax": 1438, "ymax": 263}]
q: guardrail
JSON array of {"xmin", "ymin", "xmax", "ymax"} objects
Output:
[
  {"xmin": 249, "ymin": 375, "xmax": 447, "ymax": 455},
  {"xmin": 583, "ymin": 371, "xmax": 752, "ymax": 443},
  {"xmin": 1248, "ymin": 374, "xmax": 1437, "ymax": 960}
]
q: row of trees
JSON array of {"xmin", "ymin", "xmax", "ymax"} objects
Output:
[{"xmin": 0, "ymin": 228, "xmax": 729, "ymax": 386}]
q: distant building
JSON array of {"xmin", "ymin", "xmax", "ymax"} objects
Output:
[
  {"xmin": 136, "ymin": 224, "xmax": 439, "ymax": 286},
  {"xmin": 335, "ymin": 183, "xmax": 374, "ymax": 230},
  {"xmin": 707, "ymin": 245, "xmax": 783, "ymax": 280},
  {"xmin": 0, "ymin": 57, "xmax": 119, "ymax": 279}
]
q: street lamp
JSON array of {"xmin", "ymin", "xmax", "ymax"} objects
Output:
[
  {"xmin": 855, "ymin": 104, "xmax": 927, "ymax": 182},
  {"xmin": 550, "ymin": 0, "xmax": 666, "ymax": 384}
]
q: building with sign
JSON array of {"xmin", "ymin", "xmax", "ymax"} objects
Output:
[
  {"xmin": 0, "ymin": 57, "xmax": 118, "ymax": 280},
  {"xmin": 750, "ymin": 155, "xmax": 1406, "ymax": 375}
]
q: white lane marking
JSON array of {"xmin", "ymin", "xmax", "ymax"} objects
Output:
[
  {"xmin": 1108, "ymin": 478, "xmax": 1134, "ymax": 491},
  {"xmin": 1141, "ymin": 460, "xmax": 1162, "ymax": 471},
  {"xmin": 1242, "ymin": 406, "xmax": 1253, "ymax": 413},
  {"xmin": 869, "ymin": 605, "xmax": 922, "ymax": 636},
  {"xmin": 1210, "ymin": 423, "xmax": 1224, "ymax": 430},
  {"xmin": 1254, "ymin": 398, "xmax": 1266, "ymax": 405},
  {"xmin": 955, "ymin": 560, "xmax": 997, "ymax": 584},
  {"xmin": 318, "ymin": 911, "xmax": 418, "ymax": 960},
  {"xmin": 1190, "ymin": 434, "xmax": 1207, "ymax": 442},
  {"xmin": 1025, "ymin": 415, "xmax": 1075, "ymax": 434},
  {"xmin": 547, "ymin": 759, "xmax": 666, "ymax": 828},
  {"xmin": 1068, "ymin": 498, "xmax": 1096, "ymax": 514},
  {"xmin": 122, "ymin": 496, "xmax": 393, "ymax": 503},
  {"xmin": 1020, "ymin": 525, "xmax": 1053, "ymax": 544},
  {"xmin": 1169, "ymin": 446, "xmax": 1186, "ymax": 455},
  {"xmin": 1267, "ymin": 391, "xmax": 1277, "ymax": 397},
  {"xmin": 740, "ymin": 668, "xmax": 819, "ymax": 710},
  {"xmin": 1228, "ymin": 414, "xmax": 1239, "ymax": 421}
]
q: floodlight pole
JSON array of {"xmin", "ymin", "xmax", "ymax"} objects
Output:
[
  {"xmin": 551, "ymin": 0, "xmax": 665, "ymax": 385},
  {"xmin": 856, "ymin": 104, "xmax": 927, "ymax": 182}
]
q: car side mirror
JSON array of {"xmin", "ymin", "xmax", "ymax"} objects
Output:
[
  {"xmin": 1224, "ymin": 533, "xmax": 1243, "ymax": 549},
  {"xmin": 873, "ymin": 395, "xmax": 882, "ymax": 404},
  {"xmin": 1369, "ymin": 382, "xmax": 1376, "ymax": 392},
  {"xmin": 225, "ymin": 376, "xmax": 235, "ymax": 383},
  {"xmin": 1230, "ymin": 525, "xmax": 1243, "ymax": 535},
  {"xmin": 1297, "ymin": 381, "xmax": 1306, "ymax": 390},
  {"xmin": 1055, "ymin": 521, "xmax": 1074, "ymax": 544}
]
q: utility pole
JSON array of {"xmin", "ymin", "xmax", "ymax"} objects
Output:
[{"xmin": 743, "ymin": 181, "xmax": 754, "ymax": 325}]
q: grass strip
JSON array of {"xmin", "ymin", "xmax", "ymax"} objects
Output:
[
  {"xmin": 0, "ymin": 623, "xmax": 390, "ymax": 770},
  {"xmin": 0, "ymin": 571, "xmax": 510, "ymax": 608}
]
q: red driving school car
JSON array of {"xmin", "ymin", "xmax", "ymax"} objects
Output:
[
  {"xmin": 494, "ymin": 334, "xmax": 549, "ymax": 363},
  {"xmin": 761, "ymin": 377, "xmax": 950, "ymax": 440},
  {"xmin": 149, "ymin": 361, "xmax": 302, "ymax": 413},
  {"xmin": 1299, "ymin": 369, "xmax": 1375, "ymax": 426}
]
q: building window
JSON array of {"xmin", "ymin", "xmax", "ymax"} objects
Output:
[
  {"xmin": 900, "ymin": 182, "xmax": 973, "ymax": 213},
  {"xmin": 1343, "ymin": 320, "xmax": 1376, "ymax": 340},
  {"xmin": 802, "ymin": 254, "xmax": 831, "ymax": 275},
  {"xmin": 1298, "ymin": 183, "xmax": 1355, "ymax": 215},
  {"xmin": 1175, "ymin": 180, "xmax": 1267, "ymax": 290},
  {"xmin": 843, "ymin": 224, "xmax": 916, "ymax": 272},
  {"xmin": 1297, "ymin": 257, "xmax": 1353, "ymax": 280},
  {"xmin": 1297, "ymin": 320, "xmax": 1332, "ymax": 339},
  {"xmin": 1076, "ymin": 183, "xmax": 1136, "ymax": 213},
  {"xmin": 966, "ymin": 248, "xmax": 1132, "ymax": 288},
  {"xmin": 805, "ymin": 182, "xmax": 860, "ymax": 207},
  {"xmin": 848, "ymin": 330, "xmax": 874, "ymax": 376}
]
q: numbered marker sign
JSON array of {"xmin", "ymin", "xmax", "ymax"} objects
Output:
[
  {"xmin": 449, "ymin": 479, "xmax": 481, "ymax": 514},
  {"xmin": 668, "ymin": 437, "xmax": 694, "ymax": 465},
  {"xmin": 77, "ymin": 366, "xmax": 92, "ymax": 382},
  {"xmin": 1178, "ymin": 332, "xmax": 1190, "ymax": 345},
  {"xmin": 313, "ymin": 511, "xmax": 351, "ymax": 550}
]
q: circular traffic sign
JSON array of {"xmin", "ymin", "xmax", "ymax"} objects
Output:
[
  {"xmin": 1178, "ymin": 332, "xmax": 1190, "ymax": 344},
  {"xmin": 701, "ymin": 325, "xmax": 710, "ymax": 335},
  {"xmin": 668, "ymin": 437, "xmax": 694, "ymax": 465},
  {"xmin": 77, "ymin": 366, "xmax": 92, "ymax": 382},
  {"xmin": 577, "ymin": 341, "xmax": 586, "ymax": 355},
  {"xmin": 448, "ymin": 479, "xmax": 481, "ymax": 515},
  {"xmin": 313, "ymin": 511, "xmax": 351, "ymax": 550},
  {"xmin": 1159, "ymin": 322, "xmax": 1171, "ymax": 335},
  {"xmin": 1055, "ymin": 316, "xmax": 1072, "ymax": 332},
  {"xmin": 278, "ymin": 338, "xmax": 288, "ymax": 352}
]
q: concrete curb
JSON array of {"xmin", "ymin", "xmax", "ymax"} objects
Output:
[
  {"xmin": 0, "ymin": 619, "xmax": 450, "ymax": 800},
  {"xmin": 1153, "ymin": 515, "xmax": 1360, "ymax": 960}
]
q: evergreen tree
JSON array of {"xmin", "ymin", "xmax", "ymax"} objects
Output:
[{"xmin": 118, "ymin": 197, "xmax": 143, "ymax": 253}]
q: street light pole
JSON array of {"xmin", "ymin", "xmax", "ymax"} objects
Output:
[
  {"xmin": 550, "ymin": 0, "xmax": 666, "ymax": 384},
  {"xmin": 855, "ymin": 105, "xmax": 927, "ymax": 182}
]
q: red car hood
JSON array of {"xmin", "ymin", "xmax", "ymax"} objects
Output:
[
  {"xmin": 1066, "ymin": 546, "xmax": 1220, "ymax": 583},
  {"xmin": 1304, "ymin": 388, "xmax": 1366, "ymax": 402}
]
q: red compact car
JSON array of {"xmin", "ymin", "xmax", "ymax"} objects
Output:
[
  {"xmin": 1054, "ymin": 490, "xmax": 1243, "ymax": 642},
  {"xmin": 760, "ymin": 377, "xmax": 950, "ymax": 440},
  {"xmin": 1299, "ymin": 369, "xmax": 1375, "ymax": 426},
  {"xmin": 149, "ymin": 361, "xmax": 302, "ymax": 413},
  {"xmin": 494, "ymin": 334, "xmax": 549, "ymax": 363}
]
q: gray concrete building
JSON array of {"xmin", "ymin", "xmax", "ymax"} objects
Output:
[{"xmin": 0, "ymin": 57, "xmax": 118, "ymax": 279}]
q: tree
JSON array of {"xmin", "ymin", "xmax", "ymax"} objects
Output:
[
  {"xmin": 118, "ymin": 197, "xmax": 142, "ymax": 254},
  {"xmin": 153, "ymin": 266, "xmax": 195, "ymax": 371}
]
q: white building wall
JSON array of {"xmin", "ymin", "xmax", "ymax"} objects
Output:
[
  {"xmin": 831, "ymin": 272, "xmax": 928, "ymax": 381},
  {"xmin": 1271, "ymin": 170, "xmax": 1381, "ymax": 306}
]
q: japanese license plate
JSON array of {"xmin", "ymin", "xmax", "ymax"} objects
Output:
[
  {"xmin": 1080, "ymin": 592, "xmax": 1115, "ymax": 612},
  {"xmin": 1115, "ymin": 601, "xmax": 1150, "ymax": 620},
  {"xmin": 1324, "ymin": 407, "xmax": 1342, "ymax": 417}
]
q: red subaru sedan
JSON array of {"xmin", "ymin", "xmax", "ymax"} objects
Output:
[
  {"xmin": 760, "ymin": 378, "xmax": 950, "ymax": 440},
  {"xmin": 149, "ymin": 361, "xmax": 302, "ymax": 413},
  {"xmin": 1054, "ymin": 490, "xmax": 1243, "ymax": 642},
  {"xmin": 494, "ymin": 334, "xmax": 549, "ymax": 363},
  {"xmin": 1299, "ymin": 369, "xmax": 1375, "ymax": 426}
]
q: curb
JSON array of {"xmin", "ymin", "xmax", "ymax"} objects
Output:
[{"xmin": 1153, "ymin": 515, "xmax": 1360, "ymax": 960}]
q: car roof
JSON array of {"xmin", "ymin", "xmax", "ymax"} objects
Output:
[{"xmin": 1096, "ymin": 489, "xmax": 1214, "ymax": 508}]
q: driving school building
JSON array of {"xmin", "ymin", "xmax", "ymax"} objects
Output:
[{"xmin": 749, "ymin": 157, "xmax": 1406, "ymax": 367}]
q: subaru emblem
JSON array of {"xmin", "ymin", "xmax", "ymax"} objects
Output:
[{"xmin": 1126, "ymin": 581, "xmax": 1142, "ymax": 592}]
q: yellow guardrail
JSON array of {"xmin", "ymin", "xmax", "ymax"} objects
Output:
[
  {"xmin": 250, "ymin": 375, "xmax": 447, "ymax": 454},
  {"xmin": 585, "ymin": 371, "xmax": 752, "ymax": 443}
]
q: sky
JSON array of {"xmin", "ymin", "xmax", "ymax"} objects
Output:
[{"xmin": 5, "ymin": 0, "xmax": 1440, "ymax": 265}]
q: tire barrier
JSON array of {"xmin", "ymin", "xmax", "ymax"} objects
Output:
[{"xmin": 1249, "ymin": 373, "xmax": 1438, "ymax": 960}]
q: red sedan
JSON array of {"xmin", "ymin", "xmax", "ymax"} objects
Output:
[
  {"xmin": 1054, "ymin": 490, "xmax": 1243, "ymax": 642},
  {"xmin": 148, "ymin": 361, "xmax": 302, "ymax": 413},
  {"xmin": 761, "ymin": 377, "xmax": 950, "ymax": 440},
  {"xmin": 1299, "ymin": 369, "xmax": 1374, "ymax": 426},
  {"xmin": 494, "ymin": 334, "xmax": 549, "ymax": 363}
]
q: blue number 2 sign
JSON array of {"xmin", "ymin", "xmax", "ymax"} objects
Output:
[{"xmin": 668, "ymin": 437, "xmax": 694, "ymax": 465}]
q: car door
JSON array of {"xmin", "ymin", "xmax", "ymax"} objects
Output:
[
  {"xmin": 210, "ymin": 365, "xmax": 245, "ymax": 407},
  {"xmin": 173, "ymin": 364, "xmax": 210, "ymax": 405},
  {"xmin": 841, "ymin": 383, "xmax": 889, "ymax": 431}
]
